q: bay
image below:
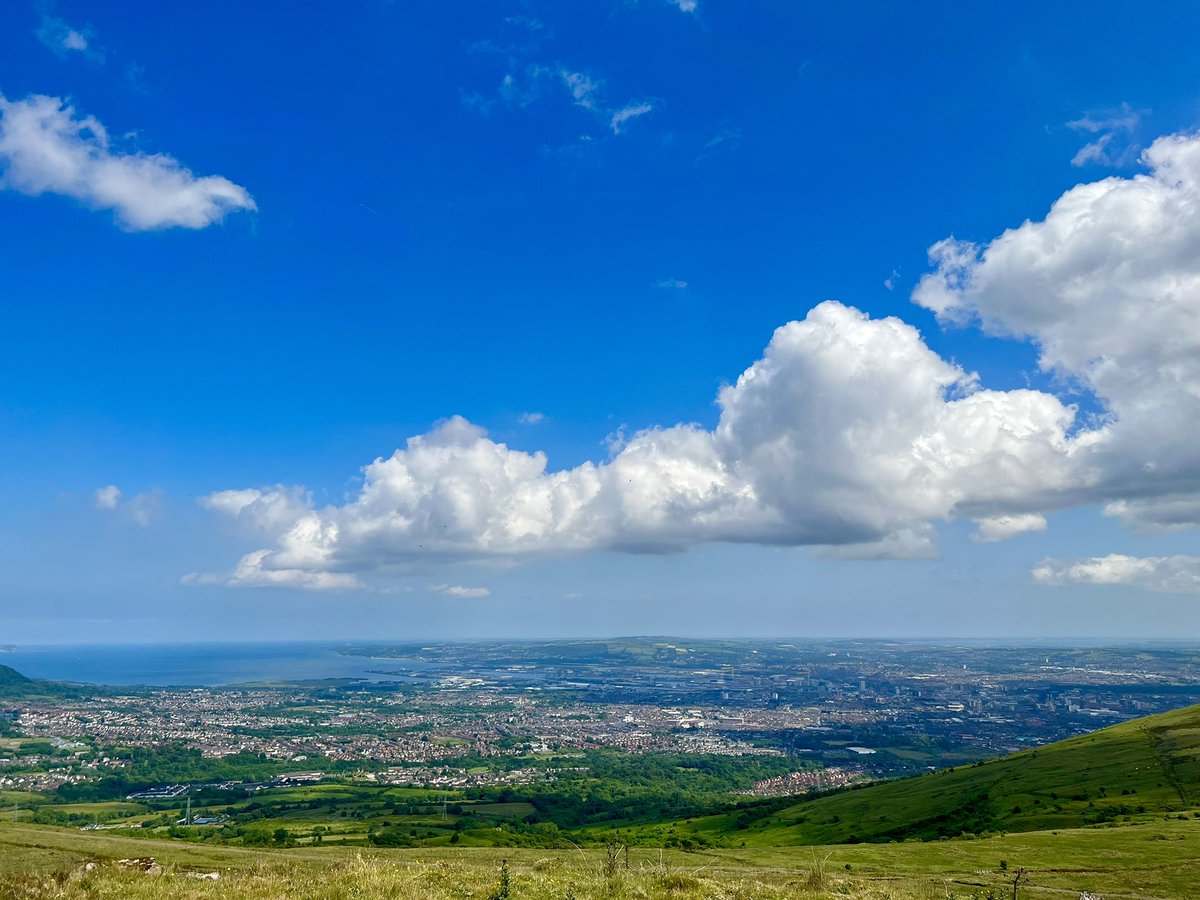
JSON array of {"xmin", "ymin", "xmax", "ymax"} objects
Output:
[{"xmin": 0, "ymin": 642, "xmax": 414, "ymax": 687}]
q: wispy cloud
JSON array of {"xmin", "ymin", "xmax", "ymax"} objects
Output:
[
  {"xmin": 561, "ymin": 69, "xmax": 601, "ymax": 110},
  {"xmin": 0, "ymin": 93, "xmax": 255, "ymax": 230},
  {"xmin": 518, "ymin": 411, "xmax": 546, "ymax": 425},
  {"xmin": 93, "ymin": 484, "xmax": 161, "ymax": 526},
  {"xmin": 610, "ymin": 101, "xmax": 654, "ymax": 134},
  {"xmin": 668, "ymin": 0, "xmax": 698, "ymax": 12},
  {"xmin": 656, "ymin": 278, "xmax": 688, "ymax": 290},
  {"xmin": 694, "ymin": 125, "xmax": 742, "ymax": 164},
  {"xmin": 34, "ymin": 10, "xmax": 104, "ymax": 62},
  {"xmin": 462, "ymin": 20, "xmax": 660, "ymax": 142},
  {"xmin": 430, "ymin": 583, "xmax": 491, "ymax": 599},
  {"xmin": 1067, "ymin": 102, "xmax": 1145, "ymax": 167}
]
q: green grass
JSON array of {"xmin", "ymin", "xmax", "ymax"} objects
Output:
[
  {"xmin": 51, "ymin": 802, "xmax": 147, "ymax": 816},
  {"xmin": 2, "ymin": 818, "xmax": 1200, "ymax": 897},
  {"xmin": 470, "ymin": 802, "xmax": 537, "ymax": 818}
]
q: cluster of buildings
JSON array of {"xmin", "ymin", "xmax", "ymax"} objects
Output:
[{"xmin": 3, "ymin": 642, "xmax": 1198, "ymax": 796}]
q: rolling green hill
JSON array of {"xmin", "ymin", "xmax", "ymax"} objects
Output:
[
  {"xmin": 0, "ymin": 664, "xmax": 82, "ymax": 701},
  {"xmin": 0, "ymin": 664, "xmax": 34, "ymax": 690},
  {"xmin": 676, "ymin": 703, "xmax": 1200, "ymax": 846}
]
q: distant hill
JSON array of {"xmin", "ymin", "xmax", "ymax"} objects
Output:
[
  {"xmin": 0, "ymin": 664, "xmax": 33, "ymax": 688},
  {"xmin": 0, "ymin": 664, "xmax": 79, "ymax": 700},
  {"xmin": 683, "ymin": 703, "xmax": 1200, "ymax": 845}
]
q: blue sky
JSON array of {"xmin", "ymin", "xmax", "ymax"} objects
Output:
[{"xmin": 3, "ymin": 1, "xmax": 1200, "ymax": 643}]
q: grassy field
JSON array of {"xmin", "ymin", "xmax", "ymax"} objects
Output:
[{"xmin": 2, "ymin": 817, "xmax": 1199, "ymax": 898}]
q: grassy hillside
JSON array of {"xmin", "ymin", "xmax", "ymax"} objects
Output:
[
  {"xmin": 0, "ymin": 664, "xmax": 82, "ymax": 701},
  {"xmin": 0, "ymin": 664, "xmax": 34, "ymax": 689},
  {"xmin": 2, "ymin": 817, "xmax": 1200, "ymax": 898},
  {"xmin": 671, "ymin": 703, "xmax": 1200, "ymax": 846}
]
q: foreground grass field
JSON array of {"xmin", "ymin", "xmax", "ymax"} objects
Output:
[{"xmin": 3, "ymin": 817, "xmax": 1199, "ymax": 898}]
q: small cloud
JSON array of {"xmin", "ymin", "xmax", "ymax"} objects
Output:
[
  {"xmin": 1066, "ymin": 102, "xmax": 1145, "ymax": 168},
  {"xmin": 668, "ymin": 0, "xmax": 698, "ymax": 12},
  {"xmin": 35, "ymin": 13, "xmax": 104, "ymax": 62},
  {"xmin": 0, "ymin": 93, "xmax": 256, "ymax": 230},
  {"xmin": 561, "ymin": 69, "xmax": 601, "ymax": 110},
  {"xmin": 498, "ymin": 67, "xmax": 548, "ymax": 109},
  {"xmin": 610, "ymin": 101, "xmax": 654, "ymax": 134},
  {"xmin": 883, "ymin": 269, "xmax": 900, "ymax": 291},
  {"xmin": 656, "ymin": 278, "xmax": 688, "ymax": 290},
  {"xmin": 430, "ymin": 583, "xmax": 491, "ymax": 599},
  {"xmin": 1071, "ymin": 134, "xmax": 1115, "ymax": 167},
  {"xmin": 695, "ymin": 125, "xmax": 742, "ymax": 164},
  {"xmin": 1067, "ymin": 103, "xmax": 1141, "ymax": 135},
  {"xmin": 93, "ymin": 484, "xmax": 122, "ymax": 510},
  {"xmin": 93, "ymin": 484, "xmax": 161, "ymax": 525},
  {"xmin": 971, "ymin": 513, "xmax": 1046, "ymax": 543},
  {"xmin": 518, "ymin": 411, "xmax": 546, "ymax": 425},
  {"xmin": 703, "ymin": 127, "xmax": 740, "ymax": 151},
  {"xmin": 460, "ymin": 89, "xmax": 495, "ymax": 115},
  {"xmin": 127, "ymin": 490, "xmax": 163, "ymax": 526},
  {"xmin": 503, "ymin": 15, "xmax": 544, "ymax": 32}
]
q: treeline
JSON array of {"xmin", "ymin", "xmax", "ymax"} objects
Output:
[{"xmin": 457, "ymin": 751, "xmax": 802, "ymax": 828}]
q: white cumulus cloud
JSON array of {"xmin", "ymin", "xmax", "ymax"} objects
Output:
[
  {"xmin": 914, "ymin": 130, "xmax": 1200, "ymax": 533},
  {"xmin": 0, "ymin": 93, "xmax": 256, "ymax": 230},
  {"xmin": 200, "ymin": 301, "xmax": 1094, "ymax": 585},
  {"xmin": 198, "ymin": 130, "xmax": 1200, "ymax": 590},
  {"xmin": 1033, "ymin": 554, "xmax": 1200, "ymax": 595}
]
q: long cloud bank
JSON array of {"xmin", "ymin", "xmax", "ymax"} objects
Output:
[
  {"xmin": 0, "ymin": 93, "xmax": 255, "ymax": 230},
  {"xmin": 200, "ymin": 132, "xmax": 1200, "ymax": 589},
  {"xmin": 1033, "ymin": 555, "xmax": 1200, "ymax": 594}
]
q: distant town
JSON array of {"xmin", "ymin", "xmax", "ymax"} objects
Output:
[{"xmin": 5, "ymin": 639, "xmax": 1199, "ymax": 799}]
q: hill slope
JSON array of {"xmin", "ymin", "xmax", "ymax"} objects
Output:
[
  {"xmin": 0, "ymin": 664, "xmax": 81, "ymax": 700},
  {"xmin": 688, "ymin": 703, "xmax": 1200, "ymax": 845},
  {"xmin": 0, "ymin": 664, "xmax": 34, "ymax": 689}
]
